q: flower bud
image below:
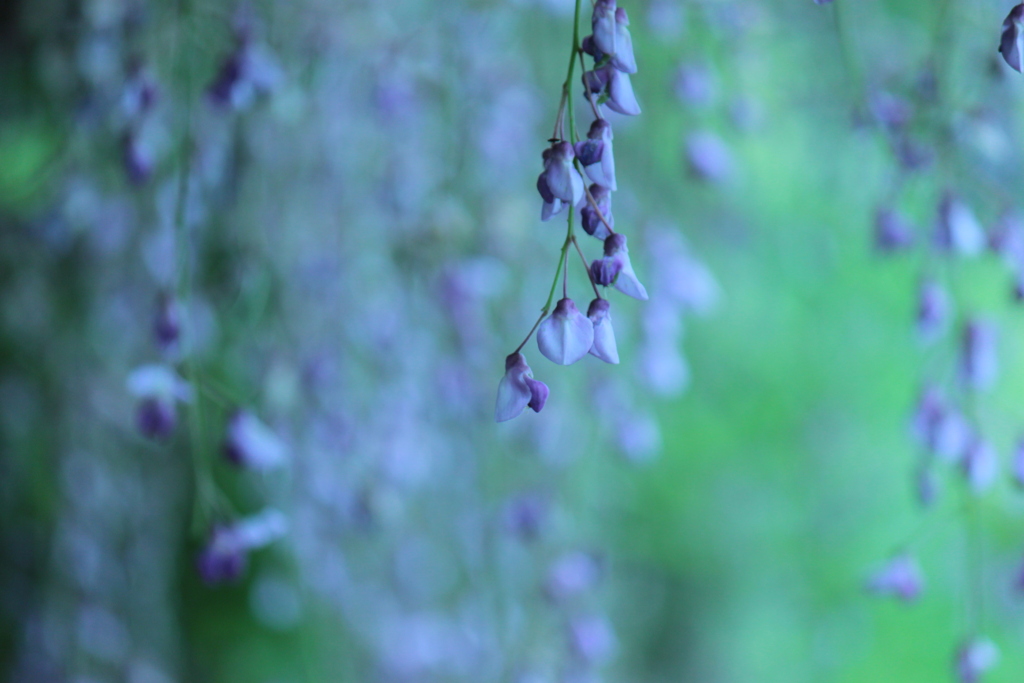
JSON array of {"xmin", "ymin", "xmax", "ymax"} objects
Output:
[
  {"xmin": 153, "ymin": 293, "xmax": 182, "ymax": 354},
  {"xmin": 223, "ymin": 410, "xmax": 289, "ymax": 471},
  {"xmin": 538, "ymin": 298, "xmax": 595, "ymax": 366},
  {"xmin": 581, "ymin": 184, "xmax": 614, "ymax": 239},
  {"xmin": 1000, "ymin": 4, "xmax": 1024, "ymax": 73},
  {"xmin": 495, "ymin": 353, "xmax": 549, "ymax": 422},
  {"xmin": 866, "ymin": 553, "xmax": 924, "ymax": 602},
  {"xmin": 587, "ymin": 298, "xmax": 620, "ymax": 364}
]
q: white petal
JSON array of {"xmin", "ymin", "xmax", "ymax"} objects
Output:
[
  {"xmin": 592, "ymin": 0, "xmax": 618, "ymax": 56},
  {"xmin": 127, "ymin": 364, "xmax": 178, "ymax": 399},
  {"xmin": 589, "ymin": 312, "xmax": 620, "ymax": 364},
  {"xmin": 495, "ymin": 367, "xmax": 531, "ymax": 422},
  {"xmin": 228, "ymin": 412, "xmax": 289, "ymax": 470},
  {"xmin": 612, "ymin": 24, "xmax": 638, "ymax": 74},
  {"xmin": 614, "ymin": 261, "xmax": 649, "ymax": 300},
  {"xmin": 606, "ymin": 70, "xmax": 641, "ymax": 116},
  {"xmin": 570, "ymin": 168, "xmax": 586, "ymax": 208},
  {"xmin": 538, "ymin": 303, "xmax": 595, "ymax": 365},
  {"xmin": 541, "ymin": 198, "xmax": 564, "ymax": 221},
  {"xmin": 234, "ymin": 508, "xmax": 289, "ymax": 549}
]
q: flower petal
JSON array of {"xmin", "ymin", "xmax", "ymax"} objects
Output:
[
  {"xmin": 537, "ymin": 298, "xmax": 595, "ymax": 365},
  {"xmin": 587, "ymin": 299, "xmax": 620, "ymax": 364},
  {"xmin": 495, "ymin": 352, "xmax": 533, "ymax": 422}
]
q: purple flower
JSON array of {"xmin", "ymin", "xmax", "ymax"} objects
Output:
[
  {"xmin": 916, "ymin": 466, "xmax": 940, "ymax": 507},
  {"xmin": 962, "ymin": 438, "xmax": 998, "ymax": 494},
  {"xmin": 153, "ymin": 294, "xmax": 181, "ymax": 354},
  {"xmin": 591, "ymin": 0, "xmax": 618, "ymax": 59},
  {"xmin": 568, "ymin": 614, "xmax": 617, "ymax": 665},
  {"xmin": 931, "ymin": 408, "xmax": 971, "ymax": 462},
  {"xmin": 581, "ymin": 184, "xmax": 614, "ymax": 239},
  {"xmin": 686, "ymin": 131, "xmax": 734, "ymax": 183},
  {"xmin": 961, "ymin": 319, "xmax": 998, "ymax": 391},
  {"xmin": 591, "ymin": 233, "xmax": 649, "ymax": 300},
  {"xmin": 495, "ymin": 353, "xmax": 549, "ymax": 422},
  {"xmin": 1000, "ymin": 4, "xmax": 1024, "ymax": 73},
  {"xmin": 223, "ymin": 410, "xmax": 289, "ymax": 471},
  {"xmin": 126, "ymin": 364, "xmax": 193, "ymax": 439},
  {"xmin": 587, "ymin": 298, "xmax": 619, "ymax": 364},
  {"xmin": 538, "ymin": 298, "xmax": 595, "ymax": 365},
  {"xmin": 122, "ymin": 132, "xmax": 153, "ymax": 185},
  {"xmin": 197, "ymin": 508, "xmax": 288, "ymax": 585},
  {"xmin": 610, "ymin": 8, "xmax": 638, "ymax": 74},
  {"xmin": 935, "ymin": 192, "xmax": 984, "ymax": 256},
  {"xmin": 208, "ymin": 40, "xmax": 283, "ymax": 111},
  {"xmin": 874, "ymin": 208, "xmax": 914, "ymax": 252},
  {"xmin": 606, "ymin": 67, "xmax": 641, "ymax": 116},
  {"xmin": 916, "ymin": 278, "xmax": 950, "ymax": 342},
  {"xmin": 545, "ymin": 551, "xmax": 603, "ymax": 602},
  {"xmin": 574, "ymin": 119, "xmax": 616, "ymax": 190},
  {"xmin": 866, "ymin": 553, "xmax": 924, "ymax": 602},
  {"xmin": 537, "ymin": 142, "xmax": 585, "ymax": 221},
  {"xmin": 502, "ymin": 492, "xmax": 550, "ymax": 541},
  {"xmin": 955, "ymin": 637, "xmax": 998, "ymax": 683}
]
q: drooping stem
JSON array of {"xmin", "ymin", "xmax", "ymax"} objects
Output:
[
  {"xmin": 551, "ymin": 0, "xmax": 585, "ymax": 141},
  {"xmin": 513, "ymin": 237, "xmax": 571, "ymax": 354},
  {"xmin": 572, "ymin": 235, "xmax": 601, "ymax": 300}
]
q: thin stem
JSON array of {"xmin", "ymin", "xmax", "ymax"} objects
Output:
[
  {"xmin": 512, "ymin": 239, "xmax": 571, "ymax": 354},
  {"xmin": 579, "ymin": 49, "xmax": 602, "ymax": 120},
  {"xmin": 572, "ymin": 235, "xmax": 601, "ymax": 299}
]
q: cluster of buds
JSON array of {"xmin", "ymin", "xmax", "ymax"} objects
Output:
[{"xmin": 496, "ymin": 0, "xmax": 647, "ymax": 422}]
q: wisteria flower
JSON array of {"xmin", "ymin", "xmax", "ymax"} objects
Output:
[
  {"xmin": 537, "ymin": 141, "xmax": 585, "ymax": 221},
  {"xmin": 961, "ymin": 319, "xmax": 998, "ymax": 391},
  {"xmin": 591, "ymin": 0, "xmax": 618, "ymax": 58},
  {"xmin": 537, "ymin": 298, "xmax": 595, "ymax": 365},
  {"xmin": 874, "ymin": 207, "xmax": 914, "ymax": 252},
  {"xmin": 1000, "ymin": 4, "xmax": 1024, "ymax": 73},
  {"xmin": 866, "ymin": 553, "xmax": 923, "ymax": 602},
  {"xmin": 587, "ymin": 298, "xmax": 619, "ymax": 364},
  {"xmin": 581, "ymin": 183, "xmax": 614, "ymax": 239},
  {"xmin": 955, "ymin": 637, "xmax": 999, "ymax": 683},
  {"xmin": 223, "ymin": 410, "xmax": 289, "ymax": 471},
  {"xmin": 917, "ymin": 278, "xmax": 950, "ymax": 342},
  {"xmin": 962, "ymin": 438, "xmax": 998, "ymax": 495},
  {"xmin": 574, "ymin": 119, "xmax": 616, "ymax": 190},
  {"xmin": 610, "ymin": 7, "xmax": 638, "ymax": 74},
  {"xmin": 126, "ymin": 363, "xmax": 193, "ymax": 439},
  {"xmin": 495, "ymin": 353, "xmax": 549, "ymax": 422},
  {"xmin": 197, "ymin": 508, "xmax": 289, "ymax": 584},
  {"xmin": 591, "ymin": 233, "xmax": 649, "ymax": 300},
  {"xmin": 935, "ymin": 192, "xmax": 984, "ymax": 256}
]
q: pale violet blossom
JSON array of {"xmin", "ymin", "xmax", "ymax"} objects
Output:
[{"xmin": 537, "ymin": 298, "xmax": 595, "ymax": 365}]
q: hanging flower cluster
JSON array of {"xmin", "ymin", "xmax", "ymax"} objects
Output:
[{"xmin": 496, "ymin": 0, "xmax": 646, "ymax": 422}]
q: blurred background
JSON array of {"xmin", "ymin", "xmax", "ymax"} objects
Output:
[{"xmin": 4, "ymin": 0, "xmax": 1024, "ymax": 681}]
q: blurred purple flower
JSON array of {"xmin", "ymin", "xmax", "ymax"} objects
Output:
[
  {"xmin": 961, "ymin": 319, "xmax": 998, "ymax": 391},
  {"xmin": 545, "ymin": 551, "xmax": 603, "ymax": 602},
  {"xmin": 587, "ymin": 298, "xmax": 619, "ymax": 364},
  {"xmin": 1013, "ymin": 439, "xmax": 1024, "ymax": 489},
  {"xmin": 197, "ymin": 508, "xmax": 288, "ymax": 584},
  {"xmin": 955, "ymin": 637, "xmax": 998, "ymax": 683},
  {"xmin": 495, "ymin": 353, "xmax": 549, "ymax": 422},
  {"xmin": 916, "ymin": 278, "xmax": 950, "ymax": 342},
  {"xmin": 916, "ymin": 466, "xmax": 940, "ymax": 507},
  {"xmin": 538, "ymin": 298, "xmax": 595, "ymax": 366},
  {"xmin": 591, "ymin": 233, "xmax": 649, "ymax": 300},
  {"xmin": 126, "ymin": 364, "xmax": 193, "ymax": 439},
  {"xmin": 1000, "ymin": 4, "xmax": 1024, "ymax": 73},
  {"xmin": 122, "ymin": 132, "xmax": 153, "ymax": 185},
  {"xmin": 207, "ymin": 39, "xmax": 283, "ymax": 111},
  {"xmin": 591, "ymin": 0, "xmax": 618, "ymax": 58},
  {"xmin": 153, "ymin": 293, "xmax": 181, "ymax": 354},
  {"xmin": 866, "ymin": 553, "xmax": 923, "ymax": 602},
  {"xmin": 874, "ymin": 208, "xmax": 914, "ymax": 252},
  {"xmin": 568, "ymin": 614, "xmax": 617, "ymax": 665},
  {"xmin": 223, "ymin": 410, "xmax": 289, "ymax": 471},
  {"xmin": 584, "ymin": 66, "xmax": 642, "ymax": 116},
  {"xmin": 503, "ymin": 492, "xmax": 550, "ymax": 541},
  {"xmin": 685, "ymin": 131, "xmax": 734, "ymax": 183},
  {"xmin": 935, "ymin": 193, "xmax": 984, "ymax": 256},
  {"xmin": 674, "ymin": 63, "xmax": 717, "ymax": 108},
  {"xmin": 962, "ymin": 438, "xmax": 998, "ymax": 494}
]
